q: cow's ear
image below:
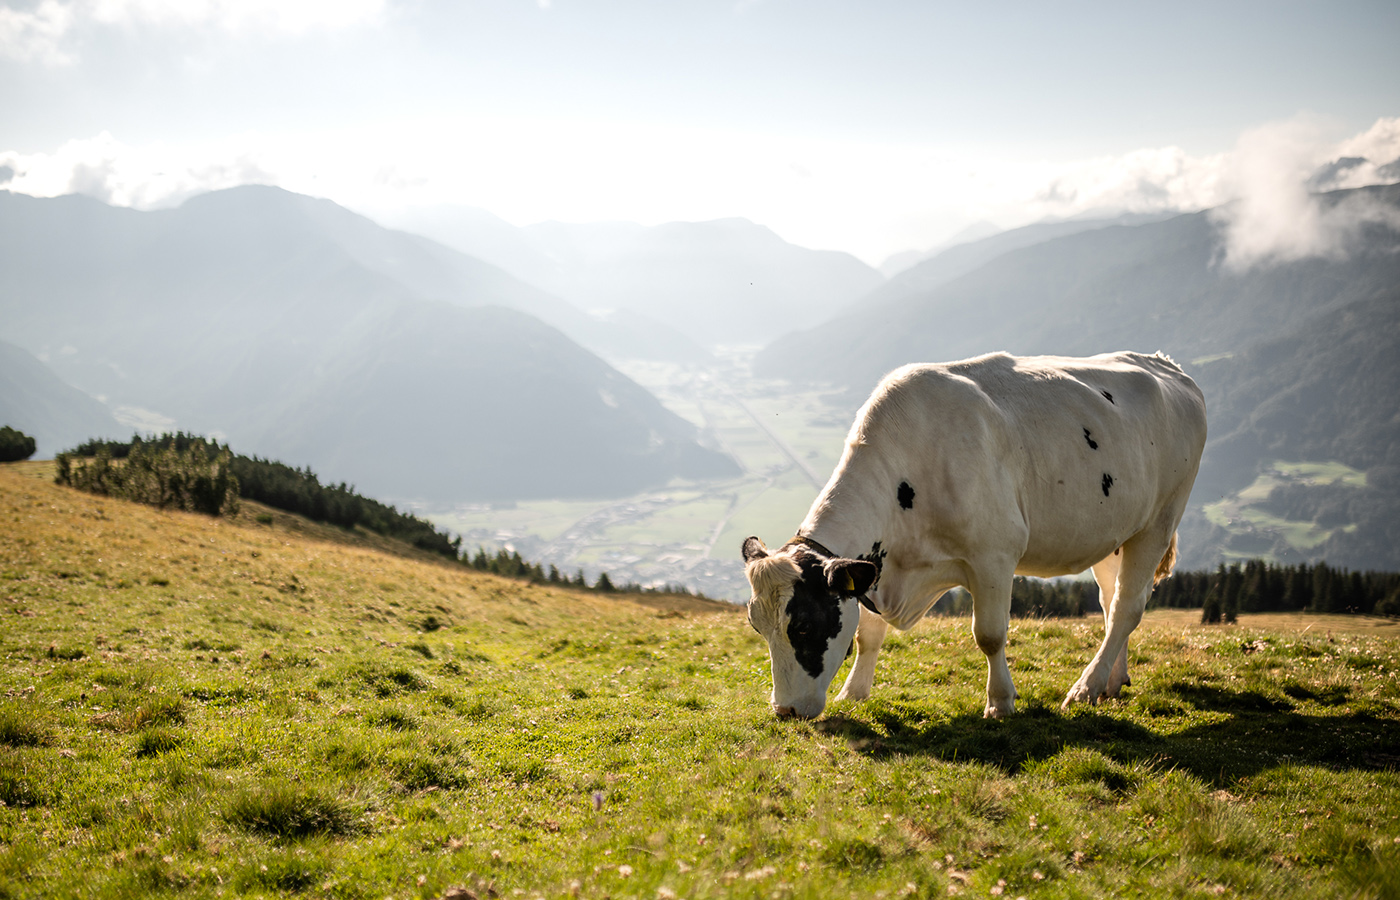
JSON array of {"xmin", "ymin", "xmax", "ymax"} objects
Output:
[
  {"xmin": 825, "ymin": 559, "xmax": 878, "ymax": 597},
  {"xmin": 742, "ymin": 536, "xmax": 769, "ymax": 563}
]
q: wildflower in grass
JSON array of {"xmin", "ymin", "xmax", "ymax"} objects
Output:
[
  {"xmin": 618, "ymin": 865, "xmax": 633, "ymax": 878},
  {"xmin": 592, "ymin": 791, "xmax": 604, "ymax": 810}
]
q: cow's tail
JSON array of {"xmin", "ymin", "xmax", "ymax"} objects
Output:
[{"xmin": 1153, "ymin": 531, "xmax": 1178, "ymax": 584}]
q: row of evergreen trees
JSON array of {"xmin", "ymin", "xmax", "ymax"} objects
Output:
[
  {"xmin": 63, "ymin": 434, "xmax": 459, "ymax": 558},
  {"xmin": 56, "ymin": 439, "xmax": 239, "ymax": 516},
  {"xmin": 931, "ymin": 576, "xmax": 1102, "ymax": 618},
  {"xmin": 465, "ymin": 546, "xmax": 706, "ymax": 597},
  {"xmin": 1150, "ymin": 559, "xmax": 1400, "ymax": 622},
  {"xmin": 926, "ymin": 559, "xmax": 1400, "ymax": 621}
]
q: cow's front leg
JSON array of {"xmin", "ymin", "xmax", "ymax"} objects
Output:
[
  {"xmin": 835, "ymin": 604, "xmax": 888, "ymax": 703},
  {"xmin": 970, "ymin": 569, "xmax": 1017, "ymax": 718},
  {"xmin": 1064, "ymin": 542, "xmax": 1155, "ymax": 709}
]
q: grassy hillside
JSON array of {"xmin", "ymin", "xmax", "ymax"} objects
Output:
[{"xmin": 3, "ymin": 461, "xmax": 1400, "ymax": 899}]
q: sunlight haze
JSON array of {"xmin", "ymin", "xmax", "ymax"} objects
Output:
[{"xmin": 2, "ymin": 0, "xmax": 1397, "ymax": 265}]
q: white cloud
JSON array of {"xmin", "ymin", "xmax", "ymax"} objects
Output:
[
  {"xmin": 1028, "ymin": 145, "xmax": 1230, "ymax": 220},
  {"xmin": 0, "ymin": 0, "xmax": 387, "ymax": 65},
  {"xmin": 2, "ymin": 115, "xmax": 1398, "ymax": 267},
  {"xmin": 0, "ymin": 131, "xmax": 276, "ymax": 207},
  {"xmin": 0, "ymin": 0, "xmax": 77, "ymax": 65},
  {"xmin": 1213, "ymin": 115, "xmax": 1400, "ymax": 271},
  {"xmin": 88, "ymin": 0, "xmax": 389, "ymax": 34}
]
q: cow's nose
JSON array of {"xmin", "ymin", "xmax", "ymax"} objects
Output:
[{"xmin": 773, "ymin": 704, "xmax": 798, "ymax": 719}]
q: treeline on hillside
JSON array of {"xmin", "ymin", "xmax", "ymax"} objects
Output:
[
  {"xmin": 61, "ymin": 434, "xmax": 454, "ymax": 556},
  {"xmin": 1150, "ymin": 559, "xmax": 1400, "ymax": 622},
  {"xmin": 56, "ymin": 433, "xmax": 704, "ymax": 599},
  {"xmin": 0, "ymin": 426, "xmax": 37, "ymax": 462},
  {"xmin": 466, "ymin": 547, "xmax": 701, "ymax": 597},
  {"xmin": 56, "ymin": 438, "xmax": 239, "ymax": 516},
  {"xmin": 926, "ymin": 559, "xmax": 1400, "ymax": 621},
  {"xmin": 932, "ymin": 577, "xmax": 1100, "ymax": 618}
]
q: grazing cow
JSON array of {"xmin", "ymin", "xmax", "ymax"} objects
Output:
[{"xmin": 742, "ymin": 351, "xmax": 1206, "ymax": 720}]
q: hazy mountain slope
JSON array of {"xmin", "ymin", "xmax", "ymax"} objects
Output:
[
  {"xmin": 878, "ymin": 220, "xmax": 1004, "ymax": 278},
  {"xmin": 1179, "ymin": 289, "xmax": 1400, "ymax": 570},
  {"xmin": 0, "ymin": 188, "xmax": 738, "ymax": 501},
  {"xmin": 393, "ymin": 210, "xmax": 884, "ymax": 348},
  {"xmin": 871, "ymin": 212, "xmax": 1176, "ymax": 294},
  {"xmin": 0, "ymin": 340, "xmax": 120, "ymax": 457},
  {"xmin": 758, "ymin": 186, "xmax": 1400, "ymax": 394},
  {"xmin": 0, "ymin": 186, "xmax": 693, "ymax": 365},
  {"xmin": 525, "ymin": 218, "xmax": 884, "ymax": 346},
  {"xmin": 250, "ymin": 303, "xmax": 737, "ymax": 501}
]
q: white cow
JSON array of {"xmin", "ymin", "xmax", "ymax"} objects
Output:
[{"xmin": 742, "ymin": 351, "xmax": 1207, "ymax": 719}]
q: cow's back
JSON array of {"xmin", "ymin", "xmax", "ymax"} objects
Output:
[{"xmin": 850, "ymin": 351, "xmax": 1205, "ymax": 577}]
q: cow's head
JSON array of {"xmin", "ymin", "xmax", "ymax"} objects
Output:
[{"xmin": 742, "ymin": 535, "xmax": 879, "ymax": 719}]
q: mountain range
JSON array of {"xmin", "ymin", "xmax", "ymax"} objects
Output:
[
  {"xmin": 6, "ymin": 179, "xmax": 1399, "ymax": 574},
  {"xmin": 757, "ymin": 183, "xmax": 1400, "ymax": 570},
  {"xmin": 389, "ymin": 207, "xmax": 884, "ymax": 347},
  {"xmin": 0, "ymin": 187, "xmax": 739, "ymax": 501}
]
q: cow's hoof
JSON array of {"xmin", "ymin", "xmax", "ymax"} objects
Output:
[
  {"xmin": 1061, "ymin": 683, "xmax": 1101, "ymax": 709},
  {"xmin": 984, "ymin": 700, "xmax": 1015, "ymax": 719}
]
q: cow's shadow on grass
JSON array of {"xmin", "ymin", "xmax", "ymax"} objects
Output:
[{"xmin": 814, "ymin": 681, "xmax": 1400, "ymax": 785}]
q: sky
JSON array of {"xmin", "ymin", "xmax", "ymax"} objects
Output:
[{"xmin": 2, "ymin": 0, "xmax": 1399, "ymax": 266}]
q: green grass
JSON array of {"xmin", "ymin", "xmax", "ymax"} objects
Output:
[{"xmin": 3, "ymin": 463, "xmax": 1400, "ymax": 899}]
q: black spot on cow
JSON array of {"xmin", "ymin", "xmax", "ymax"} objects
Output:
[
  {"xmin": 1101, "ymin": 390, "xmax": 1115, "ymax": 404},
  {"xmin": 856, "ymin": 542, "xmax": 888, "ymax": 611},
  {"xmin": 859, "ymin": 541, "xmax": 888, "ymax": 576},
  {"xmin": 897, "ymin": 481, "xmax": 915, "ymax": 510},
  {"xmin": 784, "ymin": 551, "xmax": 846, "ymax": 678},
  {"xmin": 1102, "ymin": 473, "xmax": 1114, "ymax": 496},
  {"xmin": 1083, "ymin": 427, "xmax": 1098, "ymax": 450}
]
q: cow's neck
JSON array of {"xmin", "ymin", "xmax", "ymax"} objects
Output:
[{"xmin": 797, "ymin": 485, "xmax": 891, "ymax": 565}]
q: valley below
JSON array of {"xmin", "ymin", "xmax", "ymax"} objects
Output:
[{"xmin": 422, "ymin": 350, "xmax": 853, "ymax": 602}]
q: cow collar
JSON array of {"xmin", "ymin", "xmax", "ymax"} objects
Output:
[
  {"xmin": 782, "ymin": 533, "xmax": 881, "ymax": 615},
  {"xmin": 781, "ymin": 533, "xmax": 838, "ymax": 560}
]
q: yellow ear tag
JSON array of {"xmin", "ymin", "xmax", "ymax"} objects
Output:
[{"xmin": 843, "ymin": 573, "xmax": 856, "ymax": 592}]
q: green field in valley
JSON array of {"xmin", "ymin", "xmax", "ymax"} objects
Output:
[
  {"xmin": 1204, "ymin": 461, "xmax": 1370, "ymax": 559},
  {"xmin": 3, "ymin": 462, "xmax": 1400, "ymax": 898}
]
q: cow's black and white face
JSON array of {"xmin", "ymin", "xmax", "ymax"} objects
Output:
[{"xmin": 742, "ymin": 536, "xmax": 879, "ymax": 719}]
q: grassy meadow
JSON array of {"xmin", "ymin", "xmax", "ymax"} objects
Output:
[{"xmin": 2, "ymin": 461, "xmax": 1400, "ymax": 899}]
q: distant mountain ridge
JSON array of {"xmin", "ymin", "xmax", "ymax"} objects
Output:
[
  {"xmin": 390, "ymin": 208, "xmax": 885, "ymax": 347},
  {"xmin": 0, "ymin": 187, "xmax": 738, "ymax": 501},
  {"xmin": 754, "ymin": 184, "xmax": 1400, "ymax": 570}
]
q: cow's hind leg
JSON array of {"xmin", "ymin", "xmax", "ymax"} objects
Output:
[
  {"xmin": 968, "ymin": 562, "xmax": 1017, "ymax": 719},
  {"xmin": 834, "ymin": 604, "xmax": 888, "ymax": 703},
  {"xmin": 1063, "ymin": 534, "xmax": 1164, "ymax": 709},
  {"xmin": 1091, "ymin": 551, "xmax": 1131, "ymax": 699}
]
